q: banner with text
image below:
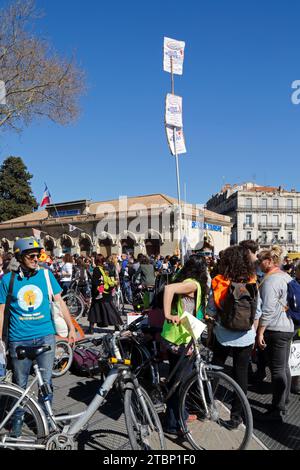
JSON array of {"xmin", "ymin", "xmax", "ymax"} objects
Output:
[
  {"xmin": 166, "ymin": 125, "xmax": 187, "ymax": 155},
  {"xmin": 165, "ymin": 93, "xmax": 183, "ymax": 128},
  {"xmin": 163, "ymin": 37, "xmax": 185, "ymax": 75}
]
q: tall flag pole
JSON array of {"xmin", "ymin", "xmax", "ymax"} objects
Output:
[
  {"xmin": 40, "ymin": 183, "xmax": 67, "ymax": 234},
  {"xmin": 163, "ymin": 37, "xmax": 186, "ymax": 264}
]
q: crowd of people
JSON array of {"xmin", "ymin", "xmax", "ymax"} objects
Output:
[{"xmin": 0, "ymin": 235, "xmax": 300, "ymax": 438}]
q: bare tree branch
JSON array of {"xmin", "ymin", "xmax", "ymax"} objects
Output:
[{"xmin": 0, "ymin": 0, "xmax": 86, "ymax": 132}]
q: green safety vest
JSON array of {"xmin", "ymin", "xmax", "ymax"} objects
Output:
[{"xmin": 161, "ymin": 278, "xmax": 202, "ymax": 346}]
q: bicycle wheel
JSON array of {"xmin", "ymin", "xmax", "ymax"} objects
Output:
[
  {"xmin": 0, "ymin": 383, "xmax": 46, "ymax": 449},
  {"xmin": 62, "ymin": 292, "xmax": 84, "ymax": 321},
  {"xmin": 124, "ymin": 385, "xmax": 166, "ymax": 450},
  {"xmin": 179, "ymin": 370, "xmax": 253, "ymax": 450},
  {"xmin": 52, "ymin": 340, "xmax": 74, "ymax": 378}
]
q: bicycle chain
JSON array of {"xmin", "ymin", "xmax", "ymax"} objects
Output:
[{"xmin": 44, "ymin": 431, "xmax": 76, "ymax": 450}]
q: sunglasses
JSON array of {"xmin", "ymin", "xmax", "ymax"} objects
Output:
[{"xmin": 25, "ymin": 253, "xmax": 40, "ymax": 260}]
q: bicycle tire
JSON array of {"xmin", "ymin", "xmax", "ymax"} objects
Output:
[
  {"xmin": 179, "ymin": 369, "xmax": 253, "ymax": 450},
  {"xmin": 0, "ymin": 383, "xmax": 47, "ymax": 449},
  {"xmin": 124, "ymin": 385, "xmax": 166, "ymax": 450},
  {"xmin": 62, "ymin": 292, "xmax": 84, "ymax": 321},
  {"xmin": 52, "ymin": 340, "xmax": 74, "ymax": 378}
]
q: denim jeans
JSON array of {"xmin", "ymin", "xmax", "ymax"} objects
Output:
[
  {"xmin": 61, "ymin": 281, "xmax": 71, "ymax": 296},
  {"xmin": 9, "ymin": 334, "xmax": 56, "ymax": 415},
  {"xmin": 123, "ymin": 280, "xmax": 133, "ymax": 304},
  {"xmin": 264, "ymin": 330, "xmax": 294, "ymax": 411}
]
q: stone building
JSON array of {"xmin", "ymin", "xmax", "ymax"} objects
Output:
[
  {"xmin": 206, "ymin": 182, "xmax": 300, "ymax": 252},
  {"xmin": 0, "ymin": 194, "xmax": 231, "ymax": 257}
]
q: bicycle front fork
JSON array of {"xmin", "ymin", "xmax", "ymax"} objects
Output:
[
  {"xmin": 194, "ymin": 355, "xmax": 218, "ymax": 421},
  {"xmin": 125, "ymin": 372, "xmax": 155, "ymax": 430}
]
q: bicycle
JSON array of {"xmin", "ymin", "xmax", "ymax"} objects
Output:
[
  {"xmin": 62, "ymin": 279, "xmax": 91, "ymax": 321},
  {"xmin": 112, "ymin": 285, "xmax": 125, "ymax": 314},
  {"xmin": 52, "ymin": 340, "xmax": 74, "ymax": 378},
  {"xmin": 0, "ymin": 330, "xmax": 166, "ymax": 450},
  {"xmin": 118, "ymin": 317, "xmax": 254, "ymax": 450}
]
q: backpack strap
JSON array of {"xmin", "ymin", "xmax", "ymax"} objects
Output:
[{"xmin": 2, "ymin": 272, "xmax": 16, "ymax": 347}]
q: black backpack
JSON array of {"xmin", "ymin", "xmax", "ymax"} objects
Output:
[{"xmin": 218, "ymin": 282, "xmax": 258, "ymax": 331}]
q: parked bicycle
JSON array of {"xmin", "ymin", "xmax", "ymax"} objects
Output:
[
  {"xmin": 118, "ymin": 316, "xmax": 254, "ymax": 450},
  {"xmin": 62, "ymin": 279, "xmax": 91, "ymax": 321},
  {"xmin": 52, "ymin": 340, "xmax": 74, "ymax": 378},
  {"xmin": 112, "ymin": 285, "xmax": 125, "ymax": 314},
  {"xmin": 0, "ymin": 330, "xmax": 166, "ymax": 450}
]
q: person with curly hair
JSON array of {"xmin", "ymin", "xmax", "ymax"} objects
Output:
[
  {"xmin": 161, "ymin": 255, "xmax": 208, "ymax": 435},
  {"xmin": 206, "ymin": 245, "xmax": 259, "ymax": 429}
]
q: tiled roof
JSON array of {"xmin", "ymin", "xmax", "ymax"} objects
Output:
[
  {"xmin": 88, "ymin": 194, "xmax": 178, "ymax": 214},
  {"xmin": 0, "ymin": 194, "xmax": 231, "ymax": 226},
  {"xmin": 246, "ymin": 186, "xmax": 283, "ymax": 192},
  {"xmin": 0, "ymin": 210, "xmax": 48, "ymax": 224}
]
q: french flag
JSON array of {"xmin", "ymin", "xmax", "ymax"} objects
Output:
[{"xmin": 40, "ymin": 184, "xmax": 51, "ymax": 207}]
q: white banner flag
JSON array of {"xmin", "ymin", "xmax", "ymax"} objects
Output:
[
  {"xmin": 0, "ymin": 81, "xmax": 6, "ymax": 105},
  {"xmin": 68, "ymin": 224, "xmax": 78, "ymax": 232},
  {"xmin": 163, "ymin": 37, "xmax": 185, "ymax": 76},
  {"xmin": 166, "ymin": 125, "xmax": 187, "ymax": 155},
  {"xmin": 165, "ymin": 94, "xmax": 183, "ymax": 128}
]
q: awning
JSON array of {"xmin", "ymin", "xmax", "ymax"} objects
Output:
[{"xmin": 286, "ymin": 252, "xmax": 300, "ymax": 260}]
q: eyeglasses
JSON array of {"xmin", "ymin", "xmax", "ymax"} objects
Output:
[{"xmin": 25, "ymin": 253, "xmax": 40, "ymax": 260}]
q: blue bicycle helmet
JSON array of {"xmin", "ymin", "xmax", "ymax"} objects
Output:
[{"xmin": 13, "ymin": 237, "xmax": 43, "ymax": 257}]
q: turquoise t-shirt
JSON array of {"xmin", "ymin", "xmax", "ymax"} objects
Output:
[{"xmin": 0, "ymin": 268, "xmax": 62, "ymax": 341}]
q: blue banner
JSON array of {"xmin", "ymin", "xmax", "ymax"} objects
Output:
[{"xmin": 191, "ymin": 221, "xmax": 222, "ymax": 232}]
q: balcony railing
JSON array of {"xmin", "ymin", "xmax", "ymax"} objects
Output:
[
  {"xmin": 285, "ymin": 224, "xmax": 295, "ymax": 230},
  {"xmin": 258, "ymin": 223, "xmax": 282, "ymax": 229},
  {"xmin": 243, "ymin": 223, "xmax": 254, "ymax": 229},
  {"xmin": 259, "ymin": 239, "xmax": 296, "ymax": 246},
  {"xmin": 238, "ymin": 205, "xmax": 297, "ymax": 212}
]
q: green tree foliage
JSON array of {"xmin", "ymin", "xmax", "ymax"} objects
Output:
[{"xmin": 0, "ymin": 156, "xmax": 38, "ymax": 222}]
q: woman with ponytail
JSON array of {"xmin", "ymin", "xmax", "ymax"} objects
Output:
[{"xmin": 257, "ymin": 245, "xmax": 294, "ymax": 421}]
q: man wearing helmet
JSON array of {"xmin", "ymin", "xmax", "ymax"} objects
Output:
[{"xmin": 0, "ymin": 237, "xmax": 76, "ymax": 437}]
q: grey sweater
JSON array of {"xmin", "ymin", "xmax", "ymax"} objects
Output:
[{"xmin": 258, "ymin": 271, "xmax": 294, "ymax": 332}]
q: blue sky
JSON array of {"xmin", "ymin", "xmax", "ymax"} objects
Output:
[{"xmin": 0, "ymin": 0, "xmax": 300, "ymax": 206}]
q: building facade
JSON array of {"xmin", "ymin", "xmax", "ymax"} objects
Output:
[
  {"xmin": 206, "ymin": 182, "xmax": 300, "ymax": 253},
  {"xmin": 0, "ymin": 194, "xmax": 231, "ymax": 257}
]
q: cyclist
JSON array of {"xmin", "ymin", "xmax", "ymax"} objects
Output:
[
  {"xmin": 136, "ymin": 255, "xmax": 156, "ymax": 309},
  {"xmin": 60, "ymin": 253, "xmax": 73, "ymax": 295},
  {"xmin": 160, "ymin": 255, "xmax": 208, "ymax": 436},
  {"xmin": 0, "ymin": 237, "xmax": 76, "ymax": 437},
  {"xmin": 74, "ymin": 257, "xmax": 92, "ymax": 299}
]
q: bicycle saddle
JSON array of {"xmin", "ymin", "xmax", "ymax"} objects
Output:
[{"xmin": 16, "ymin": 345, "xmax": 51, "ymax": 360}]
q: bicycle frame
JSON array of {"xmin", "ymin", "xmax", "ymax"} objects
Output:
[{"xmin": 0, "ymin": 334, "xmax": 156, "ymax": 449}]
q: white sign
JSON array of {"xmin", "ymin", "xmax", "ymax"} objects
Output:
[
  {"xmin": 166, "ymin": 125, "xmax": 187, "ymax": 155},
  {"xmin": 165, "ymin": 94, "xmax": 183, "ymax": 128},
  {"xmin": 163, "ymin": 37, "xmax": 185, "ymax": 75},
  {"xmin": 0, "ymin": 81, "xmax": 6, "ymax": 105},
  {"xmin": 180, "ymin": 311, "xmax": 207, "ymax": 340},
  {"xmin": 127, "ymin": 312, "xmax": 142, "ymax": 325},
  {"xmin": 289, "ymin": 341, "xmax": 300, "ymax": 376}
]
